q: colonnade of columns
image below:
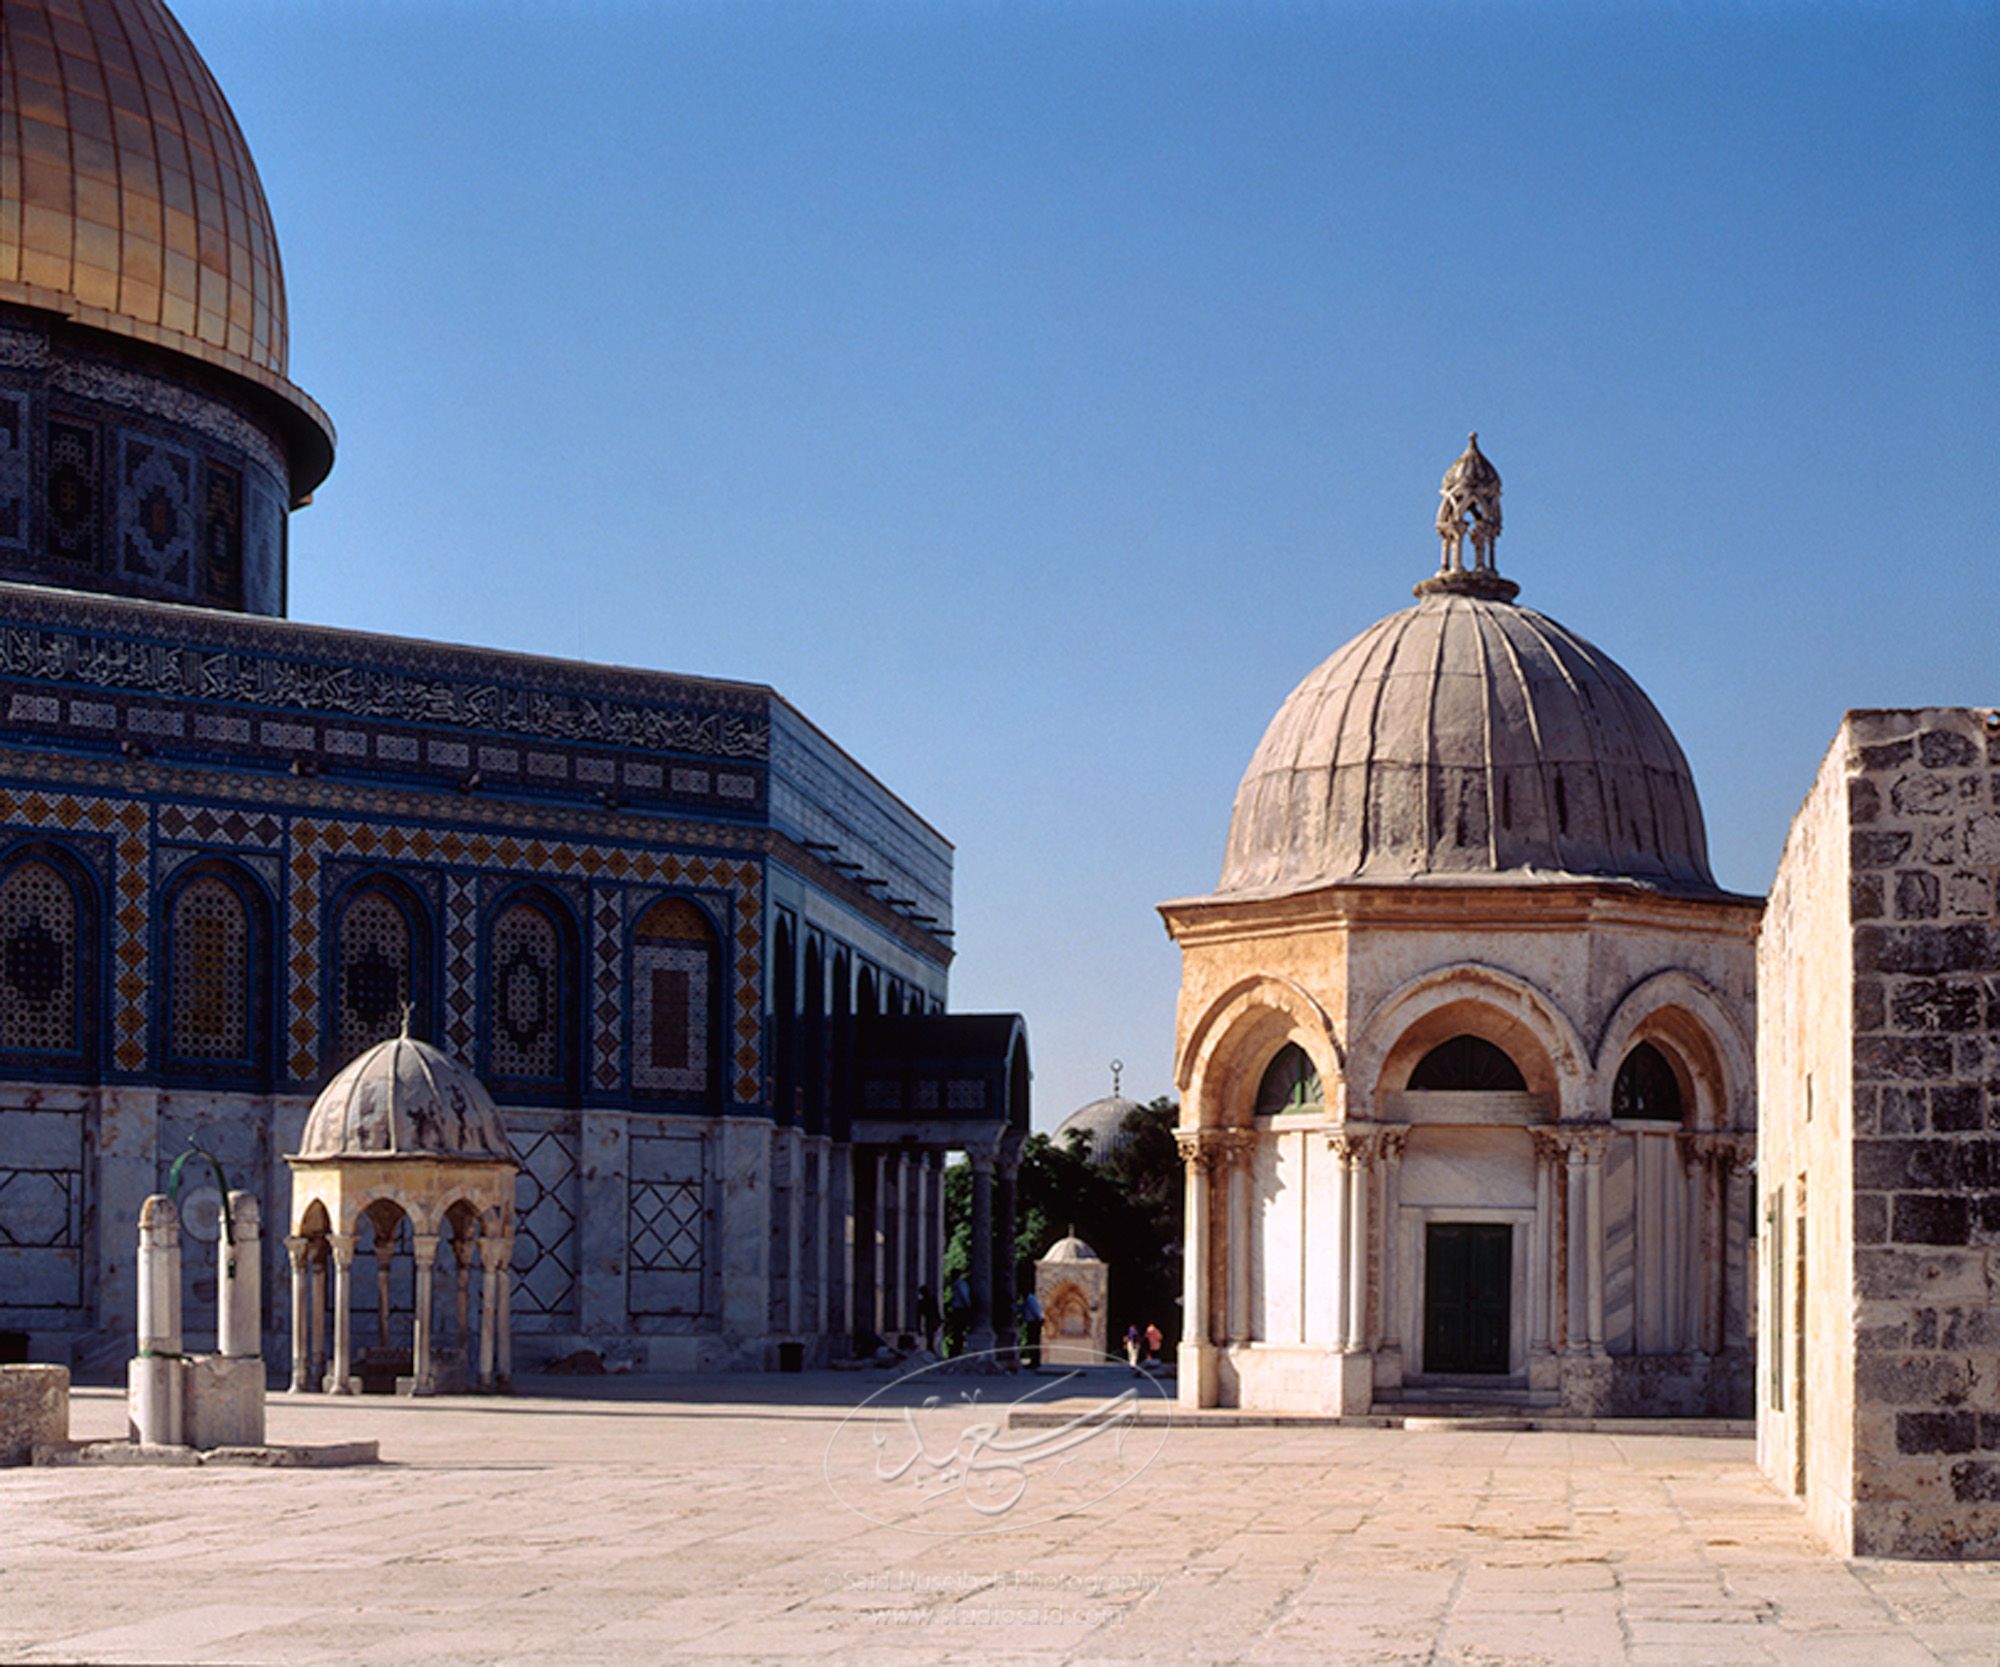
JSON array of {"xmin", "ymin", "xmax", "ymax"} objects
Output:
[
  {"xmin": 1180, "ymin": 1118, "xmax": 1754, "ymax": 1391},
  {"xmin": 845, "ymin": 1146, "xmax": 953, "ymax": 1349},
  {"xmin": 963, "ymin": 1141, "xmax": 1022, "ymax": 1356},
  {"xmin": 284, "ymin": 1221, "xmax": 515, "ymax": 1395}
]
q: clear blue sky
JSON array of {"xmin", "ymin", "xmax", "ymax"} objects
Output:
[{"xmin": 179, "ymin": 0, "xmax": 1995, "ymax": 1128}]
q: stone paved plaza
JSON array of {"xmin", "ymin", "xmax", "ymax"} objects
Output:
[{"xmin": 3, "ymin": 1376, "xmax": 1998, "ymax": 1666}]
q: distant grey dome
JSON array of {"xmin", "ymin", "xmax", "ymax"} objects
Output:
[
  {"xmin": 1220, "ymin": 593, "xmax": 1715, "ymax": 896},
  {"xmin": 299, "ymin": 1036, "xmax": 514, "ymax": 1162},
  {"xmin": 1041, "ymin": 1234, "xmax": 1101, "ymax": 1264},
  {"xmin": 1055, "ymin": 1094, "xmax": 1146, "ymax": 1159}
]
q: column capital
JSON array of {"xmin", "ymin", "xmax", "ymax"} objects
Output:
[
  {"xmin": 1175, "ymin": 1129, "xmax": 1225, "ymax": 1172},
  {"xmin": 1376, "ymin": 1125, "xmax": 1410, "ymax": 1164},
  {"xmin": 1326, "ymin": 1124, "xmax": 1378, "ymax": 1166},
  {"xmin": 410, "ymin": 1232, "xmax": 441, "ymax": 1267},
  {"xmin": 284, "ymin": 1234, "xmax": 312, "ymax": 1268},
  {"xmin": 1682, "ymin": 1130, "xmax": 1752, "ymax": 1174},
  {"xmin": 327, "ymin": 1231, "xmax": 356, "ymax": 1269},
  {"xmin": 1216, "ymin": 1126, "xmax": 1259, "ymax": 1168},
  {"xmin": 1554, "ymin": 1123, "xmax": 1611, "ymax": 1161}
]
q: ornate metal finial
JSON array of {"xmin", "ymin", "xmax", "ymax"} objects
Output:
[
  {"xmin": 398, "ymin": 1001, "xmax": 414, "ymax": 1039},
  {"xmin": 1110, "ymin": 1058, "xmax": 1124, "ymax": 1097},
  {"xmin": 1417, "ymin": 431, "xmax": 1518, "ymax": 602}
]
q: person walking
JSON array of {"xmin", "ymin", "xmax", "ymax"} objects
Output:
[
  {"xmin": 1143, "ymin": 1321, "xmax": 1163, "ymax": 1365},
  {"xmin": 1124, "ymin": 1323, "xmax": 1142, "ymax": 1371}
]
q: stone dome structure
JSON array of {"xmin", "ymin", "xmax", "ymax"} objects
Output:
[
  {"xmin": 1220, "ymin": 439, "xmax": 1715, "ymax": 898},
  {"xmin": 299, "ymin": 1034, "xmax": 515, "ymax": 1163},
  {"xmin": 1040, "ymin": 1233, "xmax": 1100, "ymax": 1264},
  {"xmin": 1055, "ymin": 1092, "xmax": 1146, "ymax": 1160},
  {"xmin": 0, "ymin": 0, "xmax": 332, "ymax": 506}
]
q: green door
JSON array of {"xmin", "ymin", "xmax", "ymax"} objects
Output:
[{"xmin": 1423, "ymin": 1223, "xmax": 1511, "ymax": 1374}]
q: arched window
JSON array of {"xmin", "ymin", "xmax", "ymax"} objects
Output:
[
  {"xmin": 486, "ymin": 894, "xmax": 572, "ymax": 1089},
  {"xmin": 0, "ymin": 859, "xmax": 81, "ymax": 1057},
  {"xmin": 333, "ymin": 885, "xmax": 426, "ymax": 1065},
  {"xmin": 1255, "ymin": 1042, "xmax": 1323, "ymax": 1115},
  {"xmin": 803, "ymin": 938, "xmax": 826, "ymax": 1131},
  {"xmin": 166, "ymin": 868, "xmax": 263, "ymax": 1073},
  {"xmin": 1407, "ymin": 1034, "xmax": 1526, "ymax": 1092},
  {"xmin": 1612, "ymin": 1041, "xmax": 1684, "ymax": 1122},
  {"xmin": 632, "ymin": 896, "xmax": 719, "ymax": 1100},
  {"xmin": 773, "ymin": 914, "xmax": 797, "ymax": 1124}
]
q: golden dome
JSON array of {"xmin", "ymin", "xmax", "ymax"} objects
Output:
[{"xmin": 0, "ymin": 0, "xmax": 332, "ymax": 497}]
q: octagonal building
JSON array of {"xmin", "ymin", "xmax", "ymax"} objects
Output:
[
  {"xmin": 0, "ymin": 0, "xmax": 1029, "ymax": 1379},
  {"xmin": 1161, "ymin": 437, "xmax": 1760, "ymax": 1418}
]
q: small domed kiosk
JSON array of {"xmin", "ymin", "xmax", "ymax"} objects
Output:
[
  {"xmin": 1035, "ymin": 1233, "xmax": 1109, "ymax": 1367},
  {"xmin": 285, "ymin": 1032, "xmax": 518, "ymax": 1395},
  {"xmin": 1161, "ymin": 438, "xmax": 1760, "ymax": 1419}
]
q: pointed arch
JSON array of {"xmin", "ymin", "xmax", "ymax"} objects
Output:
[
  {"xmin": 1592, "ymin": 968, "xmax": 1752, "ymax": 1133},
  {"xmin": 1176, "ymin": 974, "xmax": 1343, "ymax": 1129},
  {"xmin": 161, "ymin": 856, "xmax": 273, "ymax": 1086},
  {"xmin": 1348, "ymin": 963, "xmax": 1587, "ymax": 1117},
  {"xmin": 482, "ymin": 883, "xmax": 580, "ymax": 1101},
  {"xmin": 631, "ymin": 893, "xmax": 722, "ymax": 1103},
  {"xmin": 328, "ymin": 872, "xmax": 432, "ymax": 1068},
  {"xmin": 0, "ymin": 841, "xmax": 100, "ymax": 1073}
]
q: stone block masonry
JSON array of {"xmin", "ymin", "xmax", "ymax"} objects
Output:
[{"xmin": 1759, "ymin": 708, "xmax": 2000, "ymax": 1558}]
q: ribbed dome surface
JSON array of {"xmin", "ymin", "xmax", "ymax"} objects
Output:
[
  {"xmin": 1221, "ymin": 593, "xmax": 1715, "ymax": 896},
  {"xmin": 1040, "ymin": 1235, "xmax": 1101, "ymax": 1264},
  {"xmin": 299, "ymin": 1036, "xmax": 515, "ymax": 1163},
  {"xmin": 0, "ymin": 0, "xmax": 332, "ymax": 490},
  {"xmin": 1054, "ymin": 1094, "xmax": 1146, "ymax": 1160}
]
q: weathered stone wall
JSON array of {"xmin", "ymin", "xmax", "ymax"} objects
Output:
[
  {"xmin": 1757, "ymin": 726, "xmax": 1857, "ymax": 1548},
  {"xmin": 1761, "ymin": 708, "xmax": 2000, "ymax": 1558}
]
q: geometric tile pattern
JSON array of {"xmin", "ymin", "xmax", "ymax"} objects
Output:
[
  {"xmin": 511, "ymin": 1127, "xmax": 578, "ymax": 1320},
  {"xmin": 0, "ymin": 789, "xmax": 147, "ymax": 1069},
  {"xmin": 629, "ymin": 1178, "xmax": 703, "ymax": 1275},
  {"xmin": 591, "ymin": 885, "xmax": 623, "ymax": 1092},
  {"xmin": 444, "ymin": 873, "xmax": 477, "ymax": 1057},
  {"xmin": 0, "ymin": 859, "xmax": 77, "ymax": 1053},
  {"xmin": 284, "ymin": 816, "xmax": 762, "ymax": 1098}
]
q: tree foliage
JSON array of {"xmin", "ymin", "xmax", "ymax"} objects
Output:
[{"xmin": 942, "ymin": 1096, "xmax": 1183, "ymax": 1353}]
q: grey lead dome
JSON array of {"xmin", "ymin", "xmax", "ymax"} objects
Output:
[
  {"xmin": 1219, "ymin": 591, "xmax": 1717, "ymax": 897},
  {"xmin": 298, "ymin": 1034, "xmax": 516, "ymax": 1162}
]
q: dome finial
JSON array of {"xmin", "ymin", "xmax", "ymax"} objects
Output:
[
  {"xmin": 1417, "ymin": 431, "xmax": 1519, "ymax": 602},
  {"xmin": 1110, "ymin": 1057, "xmax": 1123, "ymax": 1097}
]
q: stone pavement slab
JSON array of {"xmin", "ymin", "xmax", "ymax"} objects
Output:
[{"xmin": 0, "ymin": 1374, "xmax": 1995, "ymax": 1664}]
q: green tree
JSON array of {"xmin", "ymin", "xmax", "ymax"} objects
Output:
[{"xmin": 941, "ymin": 1097, "xmax": 1183, "ymax": 1355}]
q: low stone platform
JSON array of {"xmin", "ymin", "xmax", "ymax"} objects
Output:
[
  {"xmin": 1006, "ymin": 1398, "xmax": 1755, "ymax": 1438},
  {"xmin": 33, "ymin": 1438, "xmax": 380, "ymax": 1468}
]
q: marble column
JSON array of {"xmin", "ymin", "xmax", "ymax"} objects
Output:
[
  {"xmin": 995, "ymin": 1152, "xmax": 1020, "ymax": 1354},
  {"xmin": 373, "ymin": 1230, "xmax": 395, "ymax": 1351},
  {"xmin": 1176, "ymin": 1130, "xmax": 1218, "ymax": 1407},
  {"xmin": 496, "ymin": 1240, "xmax": 515, "ymax": 1391},
  {"xmin": 218, "ymin": 1192, "xmax": 260, "ymax": 1361},
  {"xmin": 328, "ymin": 1231, "xmax": 356, "ymax": 1394},
  {"xmin": 1528, "ymin": 1130, "xmax": 1556, "ymax": 1360},
  {"xmin": 477, "ymin": 1239, "xmax": 500, "ymax": 1390},
  {"xmin": 1583, "ymin": 1130, "xmax": 1607, "ymax": 1354},
  {"xmin": 1562, "ymin": 1141, "xmax": 1587, "ymax": 1355},
  {"xmin": 1340, "ymin": 1133, "xmax": 1372, "ymax": 1354},
  {"xmin": 1377, "ymin": 1128, "xmax": 1409, "ymax": 1360},
  {"xmin": 309, "ymin": 1243, "xmax": 328, "ymax": 1391},
  {"xmin": 880, "ymin": 1152, "xmax": 902, "ymax": 1339},
  {"xmin": 285, "ymin": 1235, "xmax": 311, "ymax": 1393},
  {"xmin": 967, "ymin": 1150, "xmax": 995, "ymax": 1354},
  {"xmin": 1225, "ymin": 1130, "xmax": 1253, "ymax": 1346},
  {"xmin": 410, "ymin": 1233, "xmax": 439, "ymax": 1395},
  {"xmin": 1678, "ymin": 1134, "xmax": 1705, "ymax": 1357}
]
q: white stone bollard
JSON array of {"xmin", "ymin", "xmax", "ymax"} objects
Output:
[
  {"xmin": 129, "ymin": 1194, "xmax": 184, "ymax": 1446},
  {"xmin": 217, "ymin": 1191, "xmax": 261, "ymax": 1359}
]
